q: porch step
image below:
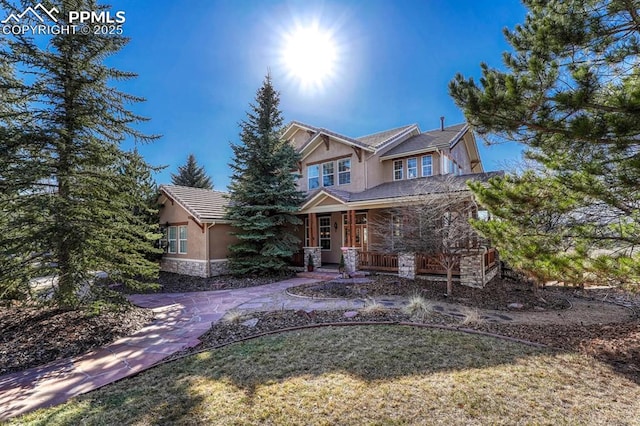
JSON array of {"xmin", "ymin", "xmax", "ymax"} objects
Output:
[{"xmin": 296, "ymin": 271, "xmax": 340, "ymax": 281}]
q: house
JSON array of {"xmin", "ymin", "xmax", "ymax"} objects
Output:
[
  {"xmin": 158, "ymin": 185, "xmax": 235, "ymax": 277},
  {"xmin": 283, "ymin": 119, "xmax": 501, "ymax": 285},
  {"xmin": 158, "ymin": 119, "xmax": 500, "ymax": 285}
]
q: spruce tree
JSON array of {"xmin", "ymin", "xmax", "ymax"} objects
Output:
[
  {"xmin": 450, "ymin": 0, "xmax": 640, "ymax": 287},
  {"xmin": 0, "ymin": 0, "xmax": 160, "ymax": 307},
  {"xmin": 226, "ymin": 75, "xmax": 304, "ymax": 276},
  {"xmin": 171, "ymin": 153, "xmax": 213, "ymax": 189}
]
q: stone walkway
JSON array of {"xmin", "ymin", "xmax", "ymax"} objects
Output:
[
  {"xmin": 0, "ymin": 276, "xmax": 634, "ymax": 420},
  {"xmin": 0, "ymin": 277, "xmax": 318, "ymax": 420}
]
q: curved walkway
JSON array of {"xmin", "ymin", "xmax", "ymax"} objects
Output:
[
  {"xmin": 0, "ymin": 277, "xmax": 634, "ymax": 420},
  {"xmin": 0, "ymin": 277, "xmax": 318, "ymax": 420}
]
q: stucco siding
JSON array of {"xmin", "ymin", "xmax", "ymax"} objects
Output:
[
  {"xmin": 208, "ymin": 224, "xmax": 237, "ymax": 259},
  {"xmin": 450, "ymin": 140, "xmax": 472, "ymax": 173},
  {"xmin": 301, "ymin": 139, "xmax": 366, "ymax": 193},
  {"xmin": 159, "ymin": 201, "xmax": 207, "ymax": 261}
]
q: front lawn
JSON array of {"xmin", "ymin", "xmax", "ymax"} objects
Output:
[{"xmin": 14, "ymin": 326, "xmax": 640, "ymax": 425}]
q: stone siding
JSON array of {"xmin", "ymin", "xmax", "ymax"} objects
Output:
[
  {"xmin": 160, "ymin": 258, "xmax": 209, "ymax": 278},
  {"xmin": 460, "ymin": 252, "xmax": 487, "ymax": 288},
  {"xmin": 398, "ymin": 252, "xmax": 416, "ymax": 279},
  {"xmin": 304, "ymin": 247, "xmax": 322, "ymax": 269},
  {"xmin": 341, "ymin": 247, "xmax": 359, "ymax": 274},
  {"xmin": 209, "ymin": 259, "xmax": 230, "ymax": 277}
]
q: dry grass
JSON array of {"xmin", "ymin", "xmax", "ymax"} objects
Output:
[
  {"xmin": 402, "ymin": 294, "xmax": 434, "ymax": 321},
  {"xmin": 360, "ymin": 298, "xmax": 387, "ymax": 315},
  {"xmin": 460, "ymin": 307, "xmax": 484, "ymax": 326},
  {"xmin": 221, "ymin": 309, "xmax": 244, "ymax": 324},
  {"xmin": 13, "ymin": 326, "xmax": 640, "ymax": 425}
]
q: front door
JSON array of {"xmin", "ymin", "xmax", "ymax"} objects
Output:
[{"xmin": 342, "ymin": 212, "xmax": 368, "ymax": 250}]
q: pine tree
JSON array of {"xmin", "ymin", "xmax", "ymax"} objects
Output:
[
  {"xmin": 0, "ymin": 0, "xmax": 160, "ymax": 307},
  {"xmin": 225, "ymin": 75, "xmax": 304, "ymax": 276},
  {"xmin": 170, "ymin": 154, "xmax": 213, "ymax": 189},
  {"xmin": 449, "ymin": 0, "xmax": 640, "ymax": 287}
]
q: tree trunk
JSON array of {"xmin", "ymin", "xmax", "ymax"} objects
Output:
[{"xmin": 446, "ymin": 267, "xmax": 453, "ymax": 297}]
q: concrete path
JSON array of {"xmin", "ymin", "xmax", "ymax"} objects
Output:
[
  {"xmin": 0, "ymin": 275, "xmax": 634, "ymax": 420},
  {"xmin": 0, "ymin": 277, "xmax": 318, "ymax": 421}
]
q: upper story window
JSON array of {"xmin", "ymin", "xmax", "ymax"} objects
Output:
[
  {"xmin": 308, "ymin": 164, "xmax": 320, "ymax": 189},
  {"xmin": 306, "ymin": 157, "xmax": 352, "ymax": 190},
  {"xmin": 393, "ymin": 160, "xmax": 403, "ymax": 181},
  {"xmin": 422, "ymin": 155, "xmax": 433, "ymax": 177},
  {"xmin": 443, "ymin": 156, "xmax": 461, "ymax": 176},
  {"xmin": 322, "ymin": 162, "xmax": 334, "ymax": 187},
  {"xmin": 407, "ymin": 158, "xmax": 418, "ymax": 179},
  {"xmin": 338, "ymin": 158, "xmax": 351, "ymax": 185}
]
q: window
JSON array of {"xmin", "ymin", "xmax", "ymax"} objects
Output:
[
  {"xmin": 308, "ymin": 165, "xmax": 320, "ymax": 189},
  {"xmin": 319, "ymin": 216, "xmax": 331, "ymax": 250},
  {"xmin": 422, "ymin": 155, "xmax": 433, "ymax": 176},
  {"xmin": 443, "ymin": 156, "xmax": 460, "ymax": 175},
  {"xmin": 304, "ymin": 217, "xmax": 310, "ymax": 246},
  {"xmin": 166, "ymin": 225, "xmax": 187, "ymax": 254},
  {"xmin": 338, "ymin": 158, "xmax": 351, "ymax": 185},
  {"xmin": 178, "ymin": 225, "xmax": 187, "ymax": 254},
  {"xmin": 407, "ymin": 158, "xmax": 417, "ymax": 179},
  {"xmin": 393, "ymin": 160, "xmax": 403, "ymax": 180},
  {"xmin": 322, "ymin": 162, "xmax": 334, "ymax": 187},
  {"xmin": 167, "ymin": 226, "xmax": 177, "ymax": 253},
  {"xmin": 391, "ymin": 215, "xmax": 402, "ymax": 251}
]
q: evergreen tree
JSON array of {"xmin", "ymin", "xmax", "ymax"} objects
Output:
[
  {"xmin": 170, "ymin": 153, "xmax": 213, "ymax": 189},
  {"xmin": 0, "ymin": 0, "xmax": 160, "ymax": 307},
  {"xmin": 450, "ymin": 0, "xmax": 640, "ymax": 287},
  {"xmin": 226, "ymin": 75, "xmax": 304, "ymax": 276}
]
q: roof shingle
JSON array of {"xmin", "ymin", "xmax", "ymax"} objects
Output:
[
  {"xmin": 160, "ymin": 185, "xmax": 229, "ymax": 222},
  {"xmin": 356, "ymin": 124, "xmax": 417, "ymax": 148},
  {"xmin": 380, "ymin": 123, "xmax": 467, "ymax": 158}
]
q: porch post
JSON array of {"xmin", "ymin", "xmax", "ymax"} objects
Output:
[
  {"xmin": 349, "ymin": 210, "xmax": 356, "ymax": 248},
  {"xmin": 309, "ymin": 212, "xmax": 317, "ymax": 247}
]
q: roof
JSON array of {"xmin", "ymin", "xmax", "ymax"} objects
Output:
[
  {"xmin": 380, "ymin": 123, "xmax": 468, "ymax": 159},
  {"xmin": 159, "ymin": 185, "xmax": 229, "ymax": 223},
  {"xmin": 356, "ymin": 124, "xmax": 417, "ymax": 148},
  {"xmin": 302, "ymin": 171, "xmax": 504, "ymax": 206},
  {"xmin": 349, "ymin": 171, "xmax": 503, "ymax": 202}
]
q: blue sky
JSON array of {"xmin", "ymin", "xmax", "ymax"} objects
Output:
[{"xmin": 106, "ymin": 0, "xmax": 528, "ymax": 189}]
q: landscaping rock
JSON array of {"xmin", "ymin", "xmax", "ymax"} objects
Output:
[
  {"xmin": 508, "ymin": 303, "xmax": 524, "ymax": 310},
  {"xmin": 241, "ymin": 318, "xmax": 259, "ymax": 328},
  {"xmin": 344, "ymin": 311, "xmax": 359, "ymax": 318}
]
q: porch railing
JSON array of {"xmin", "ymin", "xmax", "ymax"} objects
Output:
[
  {"xmin": 359, "ymin": 251, "xmax": 398, "ymax": 271},
  {"xmin": 415, "ymin": 253, "xmax": 460, "ymax": 276}
]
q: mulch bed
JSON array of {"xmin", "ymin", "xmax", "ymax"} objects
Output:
[
  {"xmin": 116, "ymin": 271, "xmax": 296, "ymax": 294},
  {"xmin": 0, "ymin": 304, "xmax": 153, "ymax": 376},
  {"xmin": 288, "ymin": 275, "xmax": 570, "ymax": 311}
]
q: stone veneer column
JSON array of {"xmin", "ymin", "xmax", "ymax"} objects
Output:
[
  {"xmin": 303, "ymin": 247, "xmax": 321, "ymax": 269},
  {"xmin": 341, "ymin": 247, "xmax": 359, "ymax": 274},
  {"xmin": 460, "ymin": 253, "xmax": 485, "ymax": 288},
  {"xmin": 398, "ymin": 252, "xmax": 416, "ymax": 279}
]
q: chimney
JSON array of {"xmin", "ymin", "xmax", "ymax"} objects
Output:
[{"xmin": 440, "ymin": 116, "xmax": 445, "ymax": 131}]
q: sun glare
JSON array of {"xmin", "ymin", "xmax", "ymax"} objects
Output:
[{"xmin": 281, "ymin": 22, "xmax": 338, "ymax": 94}]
